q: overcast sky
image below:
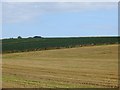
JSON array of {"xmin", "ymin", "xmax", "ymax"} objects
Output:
[{"xmin": 2, "ymin": 2, "xmax": 118, "ymax": 38}]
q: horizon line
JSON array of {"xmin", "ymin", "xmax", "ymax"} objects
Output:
[{"xmin": 1, "ymin": 35, "xmax": 119, "ymax": 39}]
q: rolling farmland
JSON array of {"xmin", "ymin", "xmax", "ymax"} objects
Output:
[
  {"xmin": 2, "ymin": 37, "xmax": 119, "ymax": 53},
  {"xmin": 2, "ymin": 44, "xmax": 118, "ymax": 88}
]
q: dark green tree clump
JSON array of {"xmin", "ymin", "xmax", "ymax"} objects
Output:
[
  {"xmin": 33, "ymin": 36, "xmax": 42, "ymax": 38},
  {"xmin": 18, "ymin": 36, "xmax": 22, "ymax": 39}
]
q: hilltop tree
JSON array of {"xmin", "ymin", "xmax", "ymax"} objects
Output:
[
  {"xmin": 33, "ymin": 36, "xmax": 42, "ymax": 38},
  {"xmin": 18, "ymin": 36, "xmax": 22, "ymax": 39}
]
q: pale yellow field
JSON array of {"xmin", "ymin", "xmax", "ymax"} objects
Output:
[{"xmin": 2, "ymin": 44, "xmax": 118, "ymax": 88}]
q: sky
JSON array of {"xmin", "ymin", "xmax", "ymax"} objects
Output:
[{"xmin": 2, "ymin": 2, "xmax": 118, "ymax": 38}]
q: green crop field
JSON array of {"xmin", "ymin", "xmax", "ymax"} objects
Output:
[
  {"xmin": 2, "ymin": 37, "xmax": 119, "ymax": 53},
  {"xmin": 2, "ymin": 44, "xmax": 118, "ymax": 88}
]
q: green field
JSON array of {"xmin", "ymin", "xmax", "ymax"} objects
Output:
[
  {"xmin": 2, "ymin": 44, "xmax": 118, "ymax": 88},
  {"xmin": 2, "ymin": 37, "xmax": 119, "ymax": 53}
]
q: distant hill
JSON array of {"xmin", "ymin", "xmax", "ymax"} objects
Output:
[{"xmin": 2, "ymin": 36, "xmax": 119, "ymax": 53}]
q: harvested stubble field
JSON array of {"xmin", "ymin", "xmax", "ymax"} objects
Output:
[{"xmin": 2, "ymin": 44, "xmax": 118, "ymax": 88}]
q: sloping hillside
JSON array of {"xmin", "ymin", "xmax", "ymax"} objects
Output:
[
  {"xmin": 2, "ymin": 44, "xmax": 118, "ymax": 88},
  {"xmin": 2, "ymin": 37, "xmax": 119, "ymax": 53}
]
